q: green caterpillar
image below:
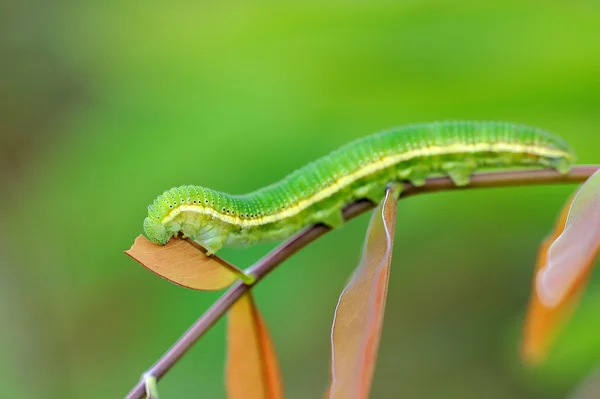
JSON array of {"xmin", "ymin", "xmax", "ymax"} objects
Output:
[{"xmin": 144, "ymin": 121, "xmax": 575, "ymax": 254}]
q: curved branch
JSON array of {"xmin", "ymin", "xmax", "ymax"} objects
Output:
[{"xmin": 125, "ymin": 165, "xmax": 599, "ymax": 399}]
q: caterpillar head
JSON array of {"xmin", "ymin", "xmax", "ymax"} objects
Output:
[{"xmin": 144, "ymin": 216, "xmax": 169, "ymax": 245}]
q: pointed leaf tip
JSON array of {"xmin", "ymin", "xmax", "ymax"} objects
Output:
[
  {"xmin": 328, "ymin": 186, "xmax": 398, "ymax": 399},
  {"xmin": 125, "ymin": 235, "xmax": 239, "ymax": 290},
  {"xmin": 226, "ymin": 292, "xmax": 283, "ymax": 399}
]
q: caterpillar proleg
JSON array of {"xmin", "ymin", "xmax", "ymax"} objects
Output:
[{"xmin": 143, "ymin": 121, "xmax": 575, "ymax": 254}]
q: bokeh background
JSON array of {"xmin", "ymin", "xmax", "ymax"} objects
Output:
[{"xmin": 2, "ymin": 1, "xmax": 600, "ymax": 398}]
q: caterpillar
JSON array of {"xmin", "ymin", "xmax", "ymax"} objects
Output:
[{"xmin": 143, "ymin": 121, "xmax": 575, "ymax": 254}]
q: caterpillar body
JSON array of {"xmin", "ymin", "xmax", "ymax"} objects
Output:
[{"xmin": 144, "ymin": 121, "xmax": 575, "ymax": 254}]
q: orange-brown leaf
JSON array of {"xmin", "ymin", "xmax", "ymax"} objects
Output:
[
  {"xmin": 522, "ymin": 170, "xmax": 600, "ymax": 364},
  {"xmin": 327, "ymin": 187, "xmax": 398, "ymax": 399},
  {"xmin": 226, "ymin": 292, "xmax": 283, "ymax": 399},
  {"xmin": 522, "ymin": 194, "xmax": 577, "ymax": 364},
  {"xmin": 125, "ymin": 235, "xmax": 239, "ymax": 290}
]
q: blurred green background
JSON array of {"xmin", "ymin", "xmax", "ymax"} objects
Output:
[{"xmin": 2, "ymin": 1, "xmax": 600, "ymax": 398}]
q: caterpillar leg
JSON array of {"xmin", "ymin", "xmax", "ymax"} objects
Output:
[
  {"xmin": 550, "ymin": 158, "xmax": 572, "ymax": 174},
  {"xmin": 400, "ymin": 166, "xmax": 428, "ymax": 187},
  {"xmin": 319, "ymin": 208, "xmax": 345, "ymax": 229},
  {"xmin": 443, "ymin": 161, "xmax": 476, "ymax": 187},
  {"xmin": 194, "ymin": 223, "xmax": 232, "ymax": 255},
  {"xmin": 198, "ymin": 237, "xmax": 227, "ymax": 256},
  {"xmin": 356, "ymin": 184, "xmax": 388, "ymax": 204},
  {"xmin": 446, "ymin": 167, "xmax": 472, "ymax": 186}
]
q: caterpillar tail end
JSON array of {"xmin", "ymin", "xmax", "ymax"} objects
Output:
[{"xmin": 144, "ymin": 217, "xmax": 169, "ymax": 245}]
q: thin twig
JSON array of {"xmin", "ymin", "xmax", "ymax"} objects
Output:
[{"xmin": 125, "ymin": 165, "xmax": 598, "ymax": 399}]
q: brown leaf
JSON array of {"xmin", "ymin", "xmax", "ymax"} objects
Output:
[
  {"xmin": 125, "ymin": 235, "xmax": 240, "ymax": 290},
  {"xmin": 522, "ymin": 170, "xmax": 600, "ymax": 364},
  {"xmin": 327, "ymin": 186, "xmax": 398, "ymax": 399},
  {"xmin": 226, "ymin": 292, "xmax": 283, "ymax": 399}
]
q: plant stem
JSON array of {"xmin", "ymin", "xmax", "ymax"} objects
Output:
[{"xmin": 125, "ymin": 165, "xmax": 598, "ymax": 399}]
